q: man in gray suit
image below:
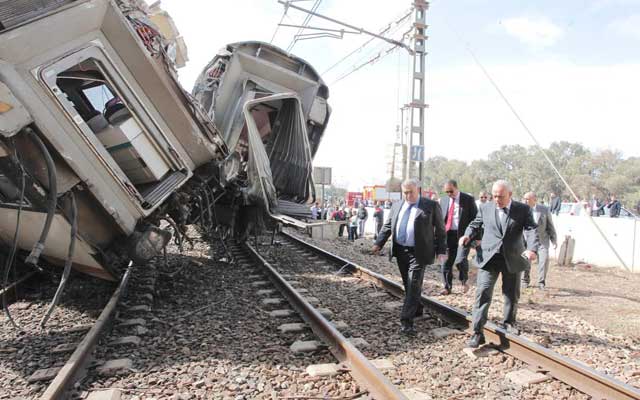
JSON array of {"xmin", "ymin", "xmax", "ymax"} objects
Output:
[
  {"xmin": 460, "ymin": 180, "xmax": 539, "ymax": 347},
  {"xmin": 522, "ymin": 192, "xmax": 557, "ymax": 289},
  {"xmin": 373, "ymin": 179, "xmax": 447, "ymax": 335}
]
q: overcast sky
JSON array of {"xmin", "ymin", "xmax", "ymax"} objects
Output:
[{"xmin": 152, "ymin": 0, "xmax": 640, "ymax": 190}]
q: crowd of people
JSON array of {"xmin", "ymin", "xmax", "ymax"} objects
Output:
[
  {"xmin": 309, "ymin": 200, "xmax": 387, "ymax": 242},
  {"xmin": 370, "ymin": 178, "xmax": 549, "ymax": 344},
  {"xmin": 309, "ymin": 180, "xmax": 634, "ymax": 344}
]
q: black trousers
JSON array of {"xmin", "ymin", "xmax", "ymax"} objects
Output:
[
  {"xmin": 471, "ymin": 253, "xmax": 521, "ymax": 333},
  {"xmin": 395, "ymin": 245, "xmax": 425, "ymax": 324},
  {"xmin": 441, "ymin": 230, "xmax": 469, "ymax": 290},
  {"xmin": 374, "ymin": 221, "xmax": 383, "ymax": 240},
  {"xmin": 338, "ymin": 223, "xmax": 346, "ymax": 237},
  {"xmin": 348, "ymin": 226, "xmax": 358, "ymax": 241}
]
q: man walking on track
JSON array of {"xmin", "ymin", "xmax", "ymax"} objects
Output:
[
  {"xmin": 522, "ymin": 192, "xmax": 557, "ymax": 289},
  {"xmin": 460, "ymin": 180, "xmax": 539, "ymax": 347},
  {"xmin": 439, "ymin": 180, "xmax": 477, "ymax": 295},
  {"xmin": 372, "ymin": 179, "xmax": 447, "ymax": 336}
]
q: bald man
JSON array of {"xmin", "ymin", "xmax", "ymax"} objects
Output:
[{"xmin": 460, "ymin": 180, "xmax": 539, "ymax": 347}]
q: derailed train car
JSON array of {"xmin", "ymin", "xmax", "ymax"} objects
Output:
[{"xmin": 0, "ymin": 0, "xmax": 330, "ymax": 282}]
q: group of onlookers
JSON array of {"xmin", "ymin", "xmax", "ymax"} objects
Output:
[{"xmin": 310, "ymin": 201, "xmax": 373, "ymax": 241}]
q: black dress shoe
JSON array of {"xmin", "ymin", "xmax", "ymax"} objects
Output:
[
  {"xmin": 503, "ymin": 323, "xmax": 520, "ymax": 335},
  {"xmin": 400, "ymin": 322, "xmax": 417, "ymax": 336},
  {"xmin": 466, "ymin": 332, "xmax": 485, "ymax": 348}
]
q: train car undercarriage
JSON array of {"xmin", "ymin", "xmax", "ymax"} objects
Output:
[{"xmin": 0, "ymin": 0, "xmax": 330, "ymax": 308}]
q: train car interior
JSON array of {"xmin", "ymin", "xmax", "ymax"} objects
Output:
[{"xmin": 40, "ymin": 51, "xmax": 189, "ymax": 210}]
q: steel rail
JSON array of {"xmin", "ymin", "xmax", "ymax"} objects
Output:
[
  {"xmin": 243, "ymin": 242, "xmax": 408, "ymax": 400},
  {"xmin": 281, "ymin": 231, "xmax": 640, "ymax": 400},
  {"xmin": 40, "ymin": 267, "xmax": 132, "ymax": 400}
]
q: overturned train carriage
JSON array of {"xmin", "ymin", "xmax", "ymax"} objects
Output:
[
  {"xmin": 0, "ymin": 0, "xmax": 330, "ymax": 281},
  {"xmin": 192, "ymin": 42, "xmax": 330, "ymax": 221}
]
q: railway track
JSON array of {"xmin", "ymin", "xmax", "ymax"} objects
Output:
[
  {"xmin": 39, "ymin": 268, "xmax": 132, "ymax": 400},
  {"xmin": 5, "ymin": 227, "xmax": 637, "ymax": 399},
  {"xmin": 273, "ymin": 230, "xmax": 640, "ymax": 400}
]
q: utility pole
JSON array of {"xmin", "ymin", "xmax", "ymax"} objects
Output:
[{"xmin": 406, "ymin": 0, "xmax": 428, "ymax": 183}]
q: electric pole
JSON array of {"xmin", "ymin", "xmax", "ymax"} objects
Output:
[{"xmin": 405, "ymin": 0, "xmax": 428, "ymax": 183}]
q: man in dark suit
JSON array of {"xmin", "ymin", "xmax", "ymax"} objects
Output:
[
  {"xmin": 372, "ymin": 179, "xmax": 447, "ymax": 335},
  {"xmin": 609, "ymin": 194, "xmax": 621, "ymax": 218},
  {"xmin": 439, "ymin": 180, "xmax": 478, "ymax": 295},
  {"xmin": 460, "ymin": 180, "xmax": 539, "ymax": 347},
  {"xmin": 549, "ymin": 192, "xmax": 561, "ymax": 215}
]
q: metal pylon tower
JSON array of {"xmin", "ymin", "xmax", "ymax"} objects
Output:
[{"xmin": 405, "ymin": 0, "xmax": 429, "ymax": 182}]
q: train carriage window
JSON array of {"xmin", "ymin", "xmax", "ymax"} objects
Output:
[
  {"xmin": 82, "ymin": 84, "xmax": 114, "ymax": 113},
  {"xmin": 42, "ymin": 53, "xmax": 181, "ymax": 208}
]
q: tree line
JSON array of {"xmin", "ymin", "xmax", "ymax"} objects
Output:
[{"xmin": 419, "ymin": 141, "xmax": 640, "ymax": 207}]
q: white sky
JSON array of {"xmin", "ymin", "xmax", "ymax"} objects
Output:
[{"xmin": 152, "ymin": 0, "xmax": 640, "ymax": 190}]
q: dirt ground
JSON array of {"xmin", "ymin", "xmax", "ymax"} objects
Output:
[
  {"xmin": 321, "ymin": 235, "xmax": 640, "ymax": 340},
  {"xmin": 289, "ymin": 229, "xmax": 640, "ymax": 387},
  {"xmin": 512, "ymin": 257, "xmax": 640, "ymax": 340}
]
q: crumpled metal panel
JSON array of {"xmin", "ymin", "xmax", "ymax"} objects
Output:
[{"xmin": 243, "ymin": 93, "xmax": 314, "ymax": 213}]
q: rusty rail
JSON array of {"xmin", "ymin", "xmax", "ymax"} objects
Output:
[
  {"xmin": 281, "ymin": 231, "xmax": 640, "ymax": 400},
  {"xmin": 40, "ymin": 267, "xmax": 132, "ymax": 400},
  {"xmin": 243, "ymin": 242, "xmax": 408, "ymax": 400}
]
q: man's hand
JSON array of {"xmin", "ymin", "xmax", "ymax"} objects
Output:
[
  {"xmin": 459, "ymin": 236, "xmax": 470, "ymax": 247},
  {"xmin": 552, "ymin": 242, "xmax": 557, "ymax": 250},
  {"xmin": 372, "ymin": 245, "xmax": 381, "ymax": 255},
  {"xmin": 437, "ymin": 254, "xmax": 447, "ymax": 264},
  {"xmin": 523, "ymin": 250, "xmax": 537, "ymax": 261}
]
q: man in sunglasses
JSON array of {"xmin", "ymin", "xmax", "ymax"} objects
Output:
[{"xmin": 439, "ymin": 180, "xmax": 478, "ymax": 295}]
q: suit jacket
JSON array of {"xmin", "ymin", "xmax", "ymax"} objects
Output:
[
  {"xmin": 532, "ymin": 204, "xmax": 556, "ymax": 248},
  {"xmin": 609, "ymin": 200, "xmax": 621, "ymax": 218},
  {"xmin": 464, "ymin": 201, "xmax": 539, "ymax": 273},
  {"xmin": 440, "ymin": 192, "xmax": 478, "ymax": 239},
  {"xmin": 375, "ymin": 197, "xmax": 447, "ymax": 265},
  {"xmin": 549, "ymin": 197, "xmax": 561, "ymax": 215}
]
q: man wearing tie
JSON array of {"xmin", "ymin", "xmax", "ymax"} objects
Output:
[
  {"xmin": 522, "ymin": 192, "xmax": 557, "ymax": 289},
  {"xmin": 439, "ymin": 180, "xmax": 478, "ymax": 295},
  {"xmin": 459, "ymin": 180, "xmax": 539, "ymax": 347},
  {"xmin": 372, "ymin": 179, "xmax": 447, "ymax": 335}
]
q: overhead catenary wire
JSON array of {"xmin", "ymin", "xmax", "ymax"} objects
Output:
[
  {"xmin": 286, "ymin": 0, "xmax": 322, "ymax": 52},
  {"xmin": 322, "ymin": 8, "xmax": 413, "ymax": 76},
  {"xmin": 443, "ymin": 17, "xmax": 632, "ymax": 272},
  {"xmin": 270, "ymin": 6, "xmax": 288, "ymax": 44},
  {"xmin": 327, "ymin": 16, "xmax": 412, "ymax": 82},
  {"xmin": 331, "ymin": 43, "xmax": 402, "ymax": 85},
  {"xmin": 330, "ymin": 22, "xmax": 413, "ymax": 86}
]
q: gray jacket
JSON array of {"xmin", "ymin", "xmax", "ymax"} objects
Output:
[
  {"xmin": 464, "ymin": 201, "xmax": 539, "ymax": 273},
  {"xmin": 532, "ymin": 204, "xmax": 557, "ymax": 248}
]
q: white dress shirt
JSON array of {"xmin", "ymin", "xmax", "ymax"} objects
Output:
[{"xmin": 395, "ymin": 200, "xmax": 419, "ymax": 247}]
